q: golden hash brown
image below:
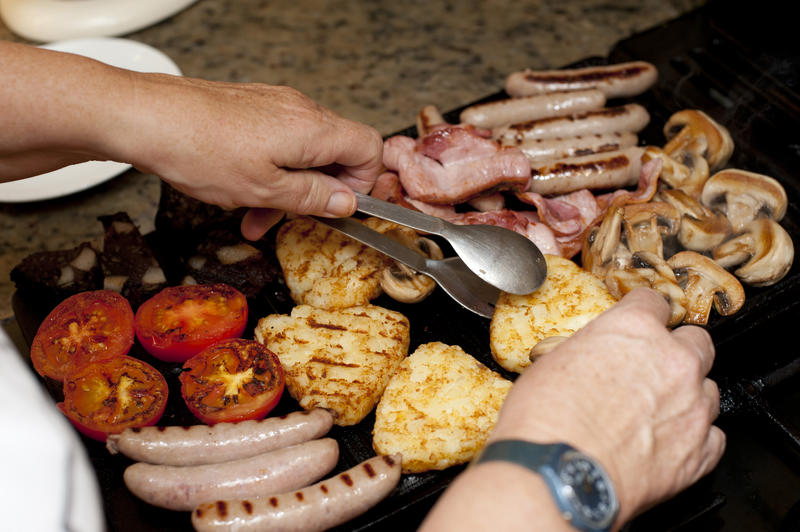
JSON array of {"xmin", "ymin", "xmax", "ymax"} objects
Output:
[
  {"xmin": 254, "ymin": 304, "xmax": 410, "ymax": 426},
  {"xmin": 275, "ymin": 217, "xmax": 392, "ymax": 309},
  {"xmin": 490, "ymin": 254, "xmax": 617, "ymax": 373},
  {"xmin": 373, "ymin": 342, "xmax": 512, "ymax": 473}
]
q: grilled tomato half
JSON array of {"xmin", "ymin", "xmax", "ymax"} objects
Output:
[
  {"xmin": 58, "ymin": 355, "xmax": 168, "ymax": 441},
  {"xmin": 30, "ymin": 290, "xmax": 135, "ymax": 381},
  {"xmin": 134, "ymin": 283, "xmax": 248, "ymax": 363},
  {"xmin": 180, "ymin": 338, "xmax": 284, "ymax": 425}
]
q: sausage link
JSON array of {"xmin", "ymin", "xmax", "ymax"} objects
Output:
[
  {"xmin": 500, "ymin": 131, "xmax": 638, "ymax": 165},
  {"xmin": 192, "ymin": 454, "xmax": 403, "ymax": 532},
  {"xmin": 107, "ymin": 409, "xmax": 334, "ymax": 466},
  {"xmin": 123, "ymin": 438, "xmax": 339, "ymax": 511},
  {"xmin": 494, "ymin": 103, "xmax": 650, "ymax": 144},
  {"xmin": 459, "ymin": 89, "xmax": 606, "ymax": 129},
  {"xmin": 505, "ymin": 61, "xmax": 657, "ymax": 98},
  {"xmin": 528, "ymin": 147, "xmax": 644, "ymax": 195}
]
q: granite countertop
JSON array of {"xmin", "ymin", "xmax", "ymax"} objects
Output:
[{"xmin": 0, "ymin": 0, "xmax": 706, "ymax": 322}]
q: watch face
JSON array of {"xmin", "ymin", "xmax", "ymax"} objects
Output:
[{"xmin": 558, "ymin": 450, "xmax": 617, "ymax": 528}]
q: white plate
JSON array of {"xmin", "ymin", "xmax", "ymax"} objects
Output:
[{"xmin": 0, "ymin": 37, "xmax": 182, "ymax": 203}]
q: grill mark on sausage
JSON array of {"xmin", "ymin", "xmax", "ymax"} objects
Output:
[
  {"xmin": 340, "ymin": 473, "xmax": 354, "ymax": 487},
  {"xmin": 363, "ymin": 463, "xmax": 377, "ymax": 478},
  {"xmin": 295, "ymin": 492, "xmax": 304, "ymax": 501},
  {"xmin": 242, "ymin": 500, "xmax": 253, "ymax": 514},
  {"xmin": 512, "ymin": 106, "xmax": 631, "ymax": 132},
  {"xmin": 195, "ymin": 508, "xmax": 204, "ymax": 518},
  {"xmin": 531, "ymin": 154, "xmax": 631, "ymax": 180},
  {"xmin": 382, "ymin": 455, "xmax": 397, "ymax": 467},
  {"xmin": 216, "ymin": 501, "xmax": 228, "ymax": 518},
  {"xmin": 320, "ymin": 484, "xmax": 329, "ymax": 493},
  {"xmin": 523, "ymin": 64, "xmax": 650, "ymax": 83},
  {"xmin": 269, "ymin": 497, "xmax": 279, "ymax": 507}
]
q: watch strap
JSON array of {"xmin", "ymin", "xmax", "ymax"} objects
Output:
[
  {"xmin": 474, "ymin": 439, "xmax": 565, "ymax": 471},
  {"xmin": 473, "ymin": 439, "xmax": 617, "ymax": 532}
]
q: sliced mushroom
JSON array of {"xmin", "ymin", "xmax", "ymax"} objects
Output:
[
  {"xmin": 605, "ymin": 251, "xmax": 688, "ymax": 327},
  {"xmin": 700, "ymin": 169, "xmax": 788, "ymax": 232},
  {"xmin": 621, "ymin": 201, "xmax": 681, "ymax": 258},
  {"xmin": 657, "ymin": 189, "xmax": 732, "ymax": 252},
  {"xmin": 663, "ymin": 109, "xmax": 734, "ymax": 172},
  {"xmin": 582, "ymin": 204, "xmax": 631, "ymax": 279},
  {"xmin": 644, "ymin": 145, "xmax": 709, "ymax": 199},
  {"xmin": 667, "ymin": 251, "xmax": 745, "ymax": 325},
  {"xmin": 380, "ymin": 227, "xmax": 444, "ymax": 303},
  {"xmin": 529, "ymin": 336, "xmax": 569, "ymax": 362},
  {"xmin": 713, "ymin": 218, "xmax": 794, "ymax": 287}
]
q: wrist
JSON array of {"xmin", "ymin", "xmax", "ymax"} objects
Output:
[{"xmin": 490, "ymin": 381, "xmax": 634, "ymax": 526}]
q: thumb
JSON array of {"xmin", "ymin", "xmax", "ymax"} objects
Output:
[{"xmin": 267, "ymin": 168, "xmax": 357, "ymax": 217}]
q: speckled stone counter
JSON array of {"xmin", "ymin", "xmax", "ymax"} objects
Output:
[{"xmin": 0, "ymin": 0, "xmax": 706, "ymax": 321}]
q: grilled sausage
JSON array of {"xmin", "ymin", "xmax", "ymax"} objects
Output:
[
  {"xmin": 494, "ymin": 103, "xmax": 650, "ymax": 144},
  {"xmin": 505, "ymin": 61, "xmax": 657, "ymax": 98},
  {"xmin": 459, "ymin": 89, "xmax": 606, "ymax": 129},
  {"xmin": 123, "ymin": 438, "xmax": 339, "ymax": 511},
  {"xmin": 192, "ymin": 454, "xmax": 403, "ymax": 532},
  {"xmin": 416, "ymin": 104, "xmax": 446, "ymax": 136},
  {"xmin": 500, "ymin": 131, "xmax": 639, "ymax": 165},
  {"xmin": 106, "ymin": 409, "xmax": 334, "ymax": 466},
  {"xmin": 528, "ymin": 146, "xmax": 644, "ymax": 195}
]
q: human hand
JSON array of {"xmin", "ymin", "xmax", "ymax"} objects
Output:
[
  {"xmin": 114, "ymin": 74, "xmax": 384, "ymax": 239},
  {"xmin": 490, "ymin": 287, "xmax": 725, "ymax": 525}
]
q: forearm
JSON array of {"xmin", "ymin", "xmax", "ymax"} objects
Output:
[
  {"xmin": 0, "ymin": 40, "xmax": 135, "ymax": 180},
  {"xmin": 420, "ymin": 460, "xmax": 575, "ymax": 532}
]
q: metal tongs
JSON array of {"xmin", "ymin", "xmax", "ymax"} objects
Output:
[
  {"xmin": 312, "ymin": 193, "xmax": 548, "ymax": 318},
  {"xmin": 313, "ymin": 216, "xmax": 501, "ymax": 318}
]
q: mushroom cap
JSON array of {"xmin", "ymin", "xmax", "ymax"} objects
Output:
[
  {"xmin": 645, "ymin": 144, "xmax": 711, "ymax": 199},
  {"xmin": 622, "ymin": 201, "xmax": 681, "ymax": 233},
  {"xmin": 713, "ymin": 218, "xmax": 794, "ymax": 287},
  {"xmin": 657, "ymin": 189, "xmax": 732, "ymax": 252},
  {"xmin": 380, "ymin": 262, "xmax": 436, "ymax": 303},
  {"xmin": 622, "ymin": 201, "xmax": 681, "ymax": 258},
  {"xmin": 528, "ymin": 336, "xmax": 569, "ymax": 362},
  {"xmin": 668, "ymin": 250, "xmax": 745, "ymax": 325},
  {"xmin": 362, "ymin": 217, "xmax": 445, "ymax": 304},
  {"xmin": 663, "ymin": 109, "xmax": 734, "ymax": 171},
  {"xmin": 582, "ymin": 205, "xmax": 630, "ymax": 278},
  {"xmin": 701, "ymin": 169, "xmax": 788, "ymax": 232},
  {"xmin": 605, "ymin": 251, "xmax": 688, "ymax": 327}
]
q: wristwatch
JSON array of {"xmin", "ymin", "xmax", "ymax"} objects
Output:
[{"xmin": 473, "ymin": 440, "xmax": 619, "ymax": 532}]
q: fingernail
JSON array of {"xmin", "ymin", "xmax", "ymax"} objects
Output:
[{"xmin": 324, "ymin": 191, "xmax": 355, "ymax": 217}]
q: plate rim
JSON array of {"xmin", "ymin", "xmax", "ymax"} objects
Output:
[{"xmin": 0, "ymin": 37, "xmax": 182, "ymax": 203}]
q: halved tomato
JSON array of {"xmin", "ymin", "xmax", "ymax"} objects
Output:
[
  {"xmin": 30, "ymin": 290, "xmax": 135, "ymax": 381},
  {"xmin": 57, "ymin": 355, "xmax": 168, "ymax": 441},
  {"xmin": 179, "ymin": 338, "xmax": 284, "ymax": 425},
  {"xmin": 135, "ymin": 283, "xmax": 248, "ymax": 363}
]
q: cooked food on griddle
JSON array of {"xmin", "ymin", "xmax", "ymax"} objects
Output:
[
  {"xmin": 372, "ymin": 342, "xmax": 512, "ymax": 473},
  {"xmin": 10, "ymin": 241, "xmax": 101, "ymax": 304},
  {"xmin": 181, "ymin": 229, "xmax": 278, "ymax": 298},
  {"xmin": 254, "ymin": 304, "xmax": 410, "ymax": 426},
  {"xmin": 275, "ymin": 217, "xmax": 392, "ymax": 309},
  {"xmin": 154, "ymin": 181, "xmax": 244, "ymax": 250},
  {"xmin": 98, "ymin": 212, "xmax": 168, "ymax": 308},
  {"xmin": 490, "ymin": 254, "xmax": 617, "ymax": 373}
]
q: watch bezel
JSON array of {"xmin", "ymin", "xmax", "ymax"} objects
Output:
[
  {"xmin": 553, "ymin": 448, "xmax": 619, "ymax": 531},
  {"xmin": 473, "ymin": 440, "xmax": 619, "ymax": 532}
]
